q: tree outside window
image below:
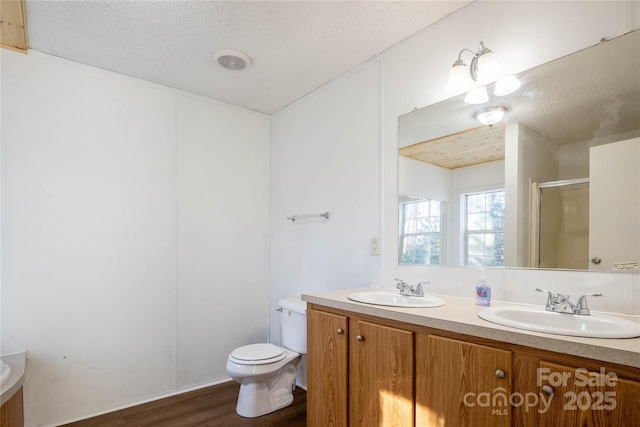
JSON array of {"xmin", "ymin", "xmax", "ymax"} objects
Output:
[
  {"xmin": 399, "ymin": 199, "xmax": 443, "ymax": 265},
  {"xmin": 465, "ymin": 190, "xmax": 505, "ymax": 266}
]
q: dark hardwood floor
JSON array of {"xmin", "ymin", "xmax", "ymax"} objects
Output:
[{"xmin": 60, "ymin": 381, "xmax": 306, "ymax": 427}]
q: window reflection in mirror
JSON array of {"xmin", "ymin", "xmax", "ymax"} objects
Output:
[
  {"xmin": 399, "ymin": 198, "xmax": 444, "ymax": 266},
  {"xmin": 464, "ymin": 190, "xmax": 505, "ymax": 267}
]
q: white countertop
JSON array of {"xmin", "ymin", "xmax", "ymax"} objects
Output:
[
  {"xmin": 1, "ymin": 352, "xmax": 27, "ymax": 406},
  {"xmin": 302, "ymin": 287, "xmax": 640, "ymax": 369}
]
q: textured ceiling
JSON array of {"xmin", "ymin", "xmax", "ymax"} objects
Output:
[
  {"xmin": 24, "ymin": 0, "xmax": 471, "ymax": 114},
  {"xmin": 399, "ymin": 30, "xmax": 640, "ymax": 149}
]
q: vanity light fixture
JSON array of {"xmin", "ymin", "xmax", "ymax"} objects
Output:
[
  {"xmin": 445, "ymin": 41, "xmax": 504, "ymax": 92},
  {"xmin": 464, "ymin": 86, "xmax": 489, "ymax": 104},
  {"xmin": 494, "ymin": 75, "xmax": 522, "ymax": 96},
  {"xmin": 444, "ymin": 41, "xmax": 520, "ymax": 103},
  {"xmin": 475, "ymin": 106, "xmax": 507, "ymax": 126}
]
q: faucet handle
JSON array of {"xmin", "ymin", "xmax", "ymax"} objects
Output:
[
  {"xmin": 395, "ymin": 278, "xmax": 410, "ymax": 294},
  {"xmin": 536, "ymin": 288, "xmax": 553, "ymax": 305},
  {"xmin": 415, "ymin": 281, "xmax": 429, "ymax": 297},
  {"xmin": 536, "ymin": 288, "xmax": 567, "ymax": 299},
  {"xmin": 575, "ymin": 293, "xmax": 603, "ymax": 314},
  {"xmin": 578, "ymin": 292, "xmax": 602, "ymax": 298},
  {"xmin": 536, "ymin": 288, "xmax": 566, "ymax": 310}
]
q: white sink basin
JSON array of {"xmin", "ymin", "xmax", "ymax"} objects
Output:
[
  {"xmin": 348, "ymin": 290, "xmax": 445, "ymax": 308},
  {"xmin": 478, "ymin": 306, "xmax": 640, "ymax": 339}
]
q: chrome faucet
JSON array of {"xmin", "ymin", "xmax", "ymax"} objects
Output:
[
  {"xmin": 395, "ymin": 278, "xmax": 426, "ymax": 297},
  {"xmin": 536, "ymin": 288, "xmax": 602, "ymax": 315}
]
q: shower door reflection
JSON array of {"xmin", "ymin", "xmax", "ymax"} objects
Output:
[{"xmin": 536, "ymin": 180, "xmax": 590, "ymax": 269}]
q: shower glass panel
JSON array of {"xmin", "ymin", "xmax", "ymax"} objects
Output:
[{"xmin": 537, "ymin": 180, "xmax": 590, "ymax": 269}]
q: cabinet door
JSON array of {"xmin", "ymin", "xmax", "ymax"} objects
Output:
[
  {"xmin": 0, "ymin": 388, "xmax": 24, "ymax": 427},
  {"xmin": 417, "ymin": 335, "xmax": 512, "ymax": 427},
  {"xmin": 349, "ymin": 320, "xmax": 414, "ymax": 427},
  {"xmin": 538, "ymin": 362, "xmax": 640, "ymax": 426},
  {"xmin": 307, "ymin": 308, "xmax": 349, "ymax": 427}
]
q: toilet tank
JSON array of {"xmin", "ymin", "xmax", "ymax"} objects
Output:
[{"xmin": 279, "ymin": 297, "xmax": 307, "ymax": 354}]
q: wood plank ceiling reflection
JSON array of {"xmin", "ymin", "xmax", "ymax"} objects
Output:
[{"xmin": 399, "ymin": 124, "xmax": 505, "ymax": 170}]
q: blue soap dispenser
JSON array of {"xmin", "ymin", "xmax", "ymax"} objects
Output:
[{"xmin": 475, "ymin": 268, "xmax": 491, "ymax": 306}]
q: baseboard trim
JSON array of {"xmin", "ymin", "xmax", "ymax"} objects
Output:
[{"xmin": 44, "ymin": 377, "xmax": 233, "ymax": 427}]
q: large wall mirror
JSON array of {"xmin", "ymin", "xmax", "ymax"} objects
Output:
[{"xmin": 398, "ymin": 30, "xmax": 640, "ymax": 272}]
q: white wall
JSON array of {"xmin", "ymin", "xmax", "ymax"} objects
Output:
[
  {"xmin": 269, "ymin": 63, "xmax": 382, "ymax": 342},
  {"xmin": 1, "ymin": 50, "xmax": 270, "ymax": 426},
  {"xmin": 272, "ymin": 0, "xmax": 640, "ymax": 325},
  {"xmin": 399, "ymin": 156, "xmax": 450, "ymax": 202},
  {"xmin": 505, "ymin": 123, "xmax": 559, "ymax": 267},
  {"xmin": 558, "ymin": 129, "xmax": 640, "ymax": 180},
  {"xmin": 175, "ymin": 95, "xmax": 271, "ymax": 387}
]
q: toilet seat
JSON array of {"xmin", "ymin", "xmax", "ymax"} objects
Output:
[
  {"xmin": 229, "ymin": 343, "xmax": 286, "ymax": 365},
  {"xmin": 226, "ymin": 296, "xmax": 306, "ymax": 418}
]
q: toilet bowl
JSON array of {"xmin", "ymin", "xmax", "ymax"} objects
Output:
[
  {"xmin": 226, "ymin": 343, "xmax": 300, "ymax": 418},
  {"xmin": 226, "ymin": 297, "xmax": 307, "ymax": 418}
]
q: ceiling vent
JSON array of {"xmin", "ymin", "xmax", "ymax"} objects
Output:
[{"xmin": 213, "ymin": 49, "xmax": 252, "ymax": 71}]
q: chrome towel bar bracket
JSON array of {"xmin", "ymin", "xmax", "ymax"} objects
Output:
[{"xmin": 287, "ymin": 212, "xmax": 330, "ymax": 222}]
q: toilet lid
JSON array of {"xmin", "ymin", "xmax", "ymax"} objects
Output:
[{"xmin": 229, "ymin": 343, "xmax": 286, "ymax": 365}]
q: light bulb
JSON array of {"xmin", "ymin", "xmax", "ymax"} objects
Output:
[
  {"xmin": 464, "ymin": 86, "xmax": 489, "ymax": 105},
  {"xmin": 476, "ymin": 51, "xmax": 504, "ymax": 85},
  {"xmin": 475, "ymin": 107, "xmax": 507, "ymax": 126},
  {"xmin": 444, "ymin": 60, "xmax": 470, "ymax": 93},
  {"xmin": 494, "ymin": 75, "xmax": 521, "ymax": 96}
]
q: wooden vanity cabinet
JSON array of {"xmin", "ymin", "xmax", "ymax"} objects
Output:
[
  {"xmin": 349, "ymin": 319, "xmax": 414, "ymax": 427},
  {"xmin": 0, "ymin": 387, "xmax": 24, "ymax": 427},
  {"xmin": 307, "ymin": 308, "xmax": 349, "ymax": 426},
  {"xmin": 306, "ymin": 303, "xmax": 640, "ymax": 427},
  {"xmin": 537, "ymin": 362, "xmax": 640, "ymax": 427},
  {"xmin": 416, "ymin": 334, "xmax": 512, "ymax": 427},
  {"xmin": 307, "ymin": 307, "xmax": 414, "ymax": 427}
]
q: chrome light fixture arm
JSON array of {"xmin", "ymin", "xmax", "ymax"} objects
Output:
[
  {"xmin": 469, "ymin": 41, "xmax": 493, "ymax": 82},
  {"xmin": 451, "ymin": 41, "xmax": 494, "ymax": 82}
]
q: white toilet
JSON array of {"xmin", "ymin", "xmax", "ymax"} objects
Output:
[{"xmin": 226, "ymin": 297, "xmax": 307, "ymax": 418}]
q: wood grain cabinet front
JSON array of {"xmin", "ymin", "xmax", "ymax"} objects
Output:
[
  {"xmin": 0, "ymin": 387, "xmax": 24, "ymax": 427},
  {"xmin": 416, "ymin": 335, "xmax": 512, "ymax": 427},
  {"xmin": 349, "ymin": 319, "xmax": 414, "ymax": 427},
  {"xmin": 307, "ymin": 308, "xmax": 349, "ymax": 427},
  {"xmin": 307, "ymin": 308, "xmax": 414, "ymax": 427},
  {"xmin": 537, "ymin": 362, "xmax": 640, "ymax": 427}
]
